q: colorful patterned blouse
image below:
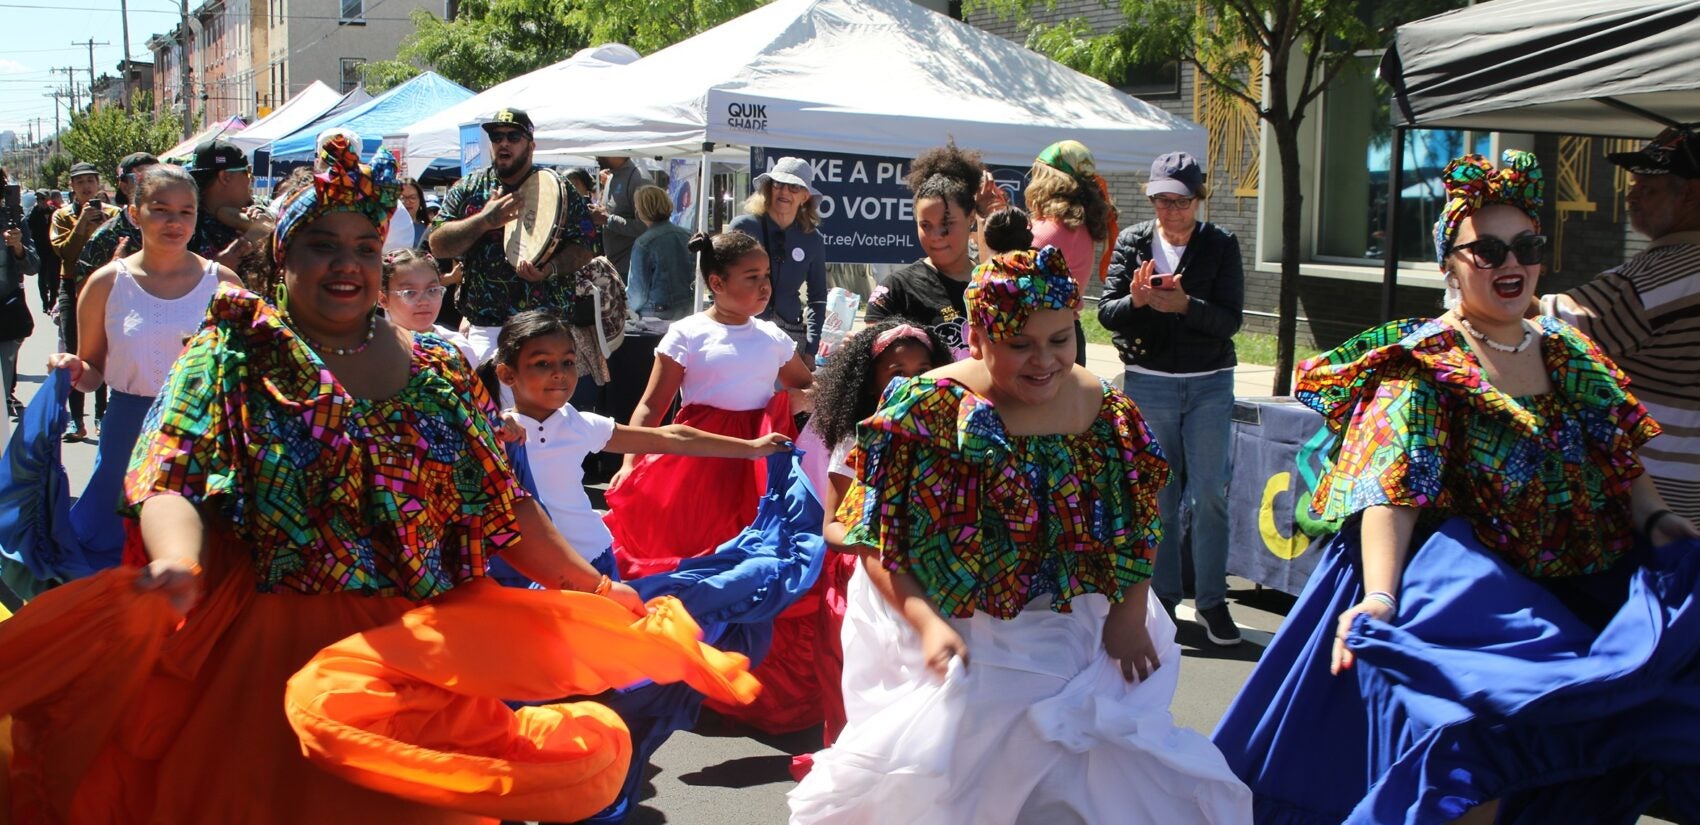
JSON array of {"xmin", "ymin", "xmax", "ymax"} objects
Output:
[
  {"xmin": 839, "ymin": 376, "xmax": 1168, "ymax": 619},
  {"xmin": 432, "ymin": 167, "xmax": 599, "ymax": 327},
  {"xmin": 124, "ymin": 285, "xmax": 525, "ymax": 600},
  {"xmin": 1297, "ymin": 317, "xmax": 1659, "ymax": 578}
]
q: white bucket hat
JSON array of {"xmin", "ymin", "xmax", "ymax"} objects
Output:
[{"xmin": 753, "ymin": 156, "xmax": 820, "ymax": 197}]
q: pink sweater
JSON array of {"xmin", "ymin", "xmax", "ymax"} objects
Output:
[{"xmin": 1030, "ymin": 219, "xmax": 1096, "ymax": 292}]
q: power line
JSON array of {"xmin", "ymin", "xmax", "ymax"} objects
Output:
[{"xmin": 0, "ymin": 1, "xmax": 419, "ymax": 19}]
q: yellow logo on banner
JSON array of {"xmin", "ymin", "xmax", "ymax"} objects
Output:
[{"xmin": 1260, "ymin": 472, "xmax": 1310, "ymax": 560}]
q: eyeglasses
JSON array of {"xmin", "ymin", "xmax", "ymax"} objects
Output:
[
  {"xmin": 488, "ymin": 130, "xmax": 528, "ymax": 145},
  {"xmin": 1448, "ymin": 235, "xmax": 1547, "ymax": 269},
  {"xmin": 1149, "ymin": 196, "xmax": 1195, "ymax": 211},
  {"xmin": 391, "ymin": 285, "xmax": 447, "ymax": 303}
]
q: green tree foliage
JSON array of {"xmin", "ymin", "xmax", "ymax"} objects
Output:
[
  {"xmin": 363, "ymin": 0, "xmax": 770, "ymax": 92},
  {"xmin": 39, "ymin": 152, "xmax": 74, "ymax": 191},
  {"xmin": 563, "ymin": 0, "xmax": 768, "ymax": 55},
  {"xmin": 970, "ymin": 0, "xmax": 1460, "ymax": 393},
  {"xmin": 59, "ymin": 94, "xmax": 186, "ymax": 188}
]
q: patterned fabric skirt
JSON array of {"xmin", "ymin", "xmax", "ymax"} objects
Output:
[
  {"xmin": 0, "ymin": 527, "xmax": 758, "ymax": 824},
  {"xmin": 1212, "ymin": 516, "xmax": 1700, "ymax": 824},
  {"xmin": 605, "ymin": 395, "xmax": 826, "ymax": 735},
  {"xmin": 788, "ymin": 572, "xmax": 1252, "ymax": 824}
]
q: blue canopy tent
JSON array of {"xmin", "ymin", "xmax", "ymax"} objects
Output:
[{"xmin": 263, "ymin": 72, "xmax": 475, "ymax": 168}]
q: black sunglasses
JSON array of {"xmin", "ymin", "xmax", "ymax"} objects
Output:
[
  {"xmin": 1449, "ymin": 234, "xmax": 1546, "ymax": 269},
  {"xmin": 488, "ymin": 130, "xmax": 529, "ymax": 145}
]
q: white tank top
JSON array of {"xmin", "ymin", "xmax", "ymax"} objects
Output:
[{"xmin": 103, "ymin": 259, "xmax": 219, "ymax": 396}]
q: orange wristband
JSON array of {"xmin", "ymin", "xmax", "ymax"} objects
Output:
[{"xmin": 592, "ymin": 575, "xmax": 612, "ymax": 596}]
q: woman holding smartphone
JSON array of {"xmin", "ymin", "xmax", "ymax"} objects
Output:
[{"xmin": 1097, "ymin": 151, "xmax": 1246, "ymax": 648}]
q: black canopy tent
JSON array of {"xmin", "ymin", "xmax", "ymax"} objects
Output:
[{"xmin": 1375, "ymin": 0, "xmax": 1700, "ymax": 318}]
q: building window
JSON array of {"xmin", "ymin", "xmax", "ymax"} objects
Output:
[
  {"xmin": 339, "ymin": 57, "xmax": 365, "ymax": 92},
  {"xmin": 340, "ymin": 0, "xmax": 363, "ymax": 23},
  {"xmin": 1313, "ymin": 57, "xmax": 1490, "ymax": 265},
  {"xmin": 1116, "ymin": 59, "xmax": 1181, "ymax": 99}
]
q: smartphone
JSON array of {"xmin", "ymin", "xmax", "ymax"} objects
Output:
[
  {"xmin": 1149, "ymin": 273, "xmax": 1174, "ymax": 289},
  {"xmin": 1, "ymin": 184, "xmax": 19, "ymax": 230}
]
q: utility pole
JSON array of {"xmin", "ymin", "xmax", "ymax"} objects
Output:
[
  {"xmin": 119, "ymin": 0, "xmax": 134, "ymax": 112},
  {"xmin": 75, "ymin": 39, "xmax": 109, "ymax": 100},
  {"xmin": 52, "ymin": 68, "xmax": 80, "ymax": 114},
  {"xmin": 179, "ymin": 0, "xmax": 193, "ymax": 138}
]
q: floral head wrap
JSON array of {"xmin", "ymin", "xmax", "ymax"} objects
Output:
[
  {"xmin": 274, "ymin": 135, "xmax": 400, "ymax": 264},
  {"xmin": 1433, "ymin": 149, "xmax": 1544, "ymax": 267},
  {"xmin": 966, "ymin": 245, "xmax": 1081, "ymax": 342}
]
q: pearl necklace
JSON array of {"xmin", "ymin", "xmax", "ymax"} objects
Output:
[
  {"xmin": 286, "ymin": 311, "xmax": 378, "ymax": 357},
  {"xmin": 1458, "ymin": 316, "xmax": 1534, "ymax": 354}
]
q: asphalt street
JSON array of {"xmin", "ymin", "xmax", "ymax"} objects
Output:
[{"xmin": 14, "ymin": 287, "xmax": 1674, "ymax": 824}]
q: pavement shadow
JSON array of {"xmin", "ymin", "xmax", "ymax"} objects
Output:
[{"xmin": 677, "ymin": 754, "xmax": 795, "ymax": 789}]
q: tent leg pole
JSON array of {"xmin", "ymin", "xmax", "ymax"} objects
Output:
[
  {"xmin": 694, "ymin": 144, "xmax": 714, "ymax": 313},
  {"xmin": 1380, "ymin": 126, "xmax": 1406, "ymax": 321}
]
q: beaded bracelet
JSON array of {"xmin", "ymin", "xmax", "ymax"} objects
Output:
[{"xmin": 1365, "ymin": 590, "xmax": 1399, "ymax": 613}]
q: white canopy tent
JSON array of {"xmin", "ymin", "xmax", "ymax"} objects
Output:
[
  {"xmin": 397, "ymin": 44, "xmax": 640, "ymax": 173},
  {"xmin": 528, "ymin": 0, "xmax": 1205, "ymax": 172},
  {"xmin": 227, "ymin": 81, "xmax": 352, "ymax": 158}
]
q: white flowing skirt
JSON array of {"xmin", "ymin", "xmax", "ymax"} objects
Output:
[{"xmin": 788, "ymin": 568, "xmax": 1252, "ymax": 825}]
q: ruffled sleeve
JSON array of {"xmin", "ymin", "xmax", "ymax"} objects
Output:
[
  {"xmin": 1296, "ymin": 320, "xmax": 1454, "ymax": 521},
  {"xmin": 124, "ymin": 284, "xmax": 259, "ymax": 515},
  {"xmin": 1541, "ymin": 315, "xmax": 1660, "ymax": 490},
  {"xmin": 839, "ymin": 378, "xmax": 990, "ymax": 613},
  {"xmin": 839, "ymin": 377, "xmax": 1168, "ymax": 619}
]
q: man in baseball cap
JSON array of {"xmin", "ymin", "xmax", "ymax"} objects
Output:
[
  {"xmin": 48, "ymin": 160, "xmax": 120, "ymax": 441},
  {"xmin": 1542, "ymin": 127, "xmax": 1700, "ymax": 523}
]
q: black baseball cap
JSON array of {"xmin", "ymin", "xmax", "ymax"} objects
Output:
[
  {"xmin": 1607, "ymin": 127, "xmax": 1699, "ymax": 179},
  {"xmin": 482, "ymin": 108, "xmax": 534, "ymax": 137},
  {"xmin": 119, "ymin": 151, "xmax": 159, "ymax": 175},
  {"xmin": 188, "ymin": 139, "xmax": 249, "ymax": 174},
  {"xmin": 69, "ymin": 162, "xmax": 101, "ymax": 180}
]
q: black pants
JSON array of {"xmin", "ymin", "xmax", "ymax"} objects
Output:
[{"xmin": 37, "ymin": 256, "xmax": 59, "ymax": 310}]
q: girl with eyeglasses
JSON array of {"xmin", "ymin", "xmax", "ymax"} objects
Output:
[
  {"xmin": 379, "ymin": 248, "xmax": 475, "ymax": 365},
  {"xmin": 1214, "ymin": 151, "xmax": 1700, "ymax": 824}
]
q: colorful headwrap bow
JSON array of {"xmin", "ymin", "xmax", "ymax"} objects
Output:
[
  {"xmin": 966, "ymin": 245, "xmax": 1081, "ymax": 343},
  {"xmin": 1433, "ymin": 149, "xmax": 1544, "ymax": 267},
  {"xmin": 274, "ymin": 135, "xmax": 401, "ymax": 264}
]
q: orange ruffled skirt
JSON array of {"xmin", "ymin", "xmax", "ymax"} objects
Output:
[{"xmin": 0, "ymin": 533, "xmax": 758, "ymax": 825}]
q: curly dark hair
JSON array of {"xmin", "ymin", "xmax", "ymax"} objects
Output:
[
  {"xmin": 906, "ymin": 141, "xmax": 985, "ymax": 216},
  {"xmin": 811, "ymin": 319, "xmax": 952, "ymax": 451}
]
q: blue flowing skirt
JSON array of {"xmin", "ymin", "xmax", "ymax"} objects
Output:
[
  {"xmin": 0, "ymin": 372, "xmax": 151, "ymax": 599},
  {"xmin": 1212, "ymin": 516, "xmax": 1700, "ymax": 825},
  {"xmin": 496, "ymin": 450, "xmax": 826, "ymax": 824}
]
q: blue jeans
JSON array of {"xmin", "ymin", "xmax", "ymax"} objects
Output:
[{"xmin": 1123, "ymin": 369, "xmax": 1235, "ymax": 610}]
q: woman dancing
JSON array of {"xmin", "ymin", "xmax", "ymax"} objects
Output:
[
  {"xmin": 0, "ymin": 139, "xmax": 757, "ymax": 825},
  {"xmin": 791, "ymin": 245, "xmax": 1251, "ymax": 824},
  {"xmin": 1213, "ymin": 150, "xmax": 1700, "ymax": 824}
]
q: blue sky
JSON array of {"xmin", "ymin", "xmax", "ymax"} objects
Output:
[{"xmin": 0, "ymin": 0, "xmax": 182, "ymax": 138}]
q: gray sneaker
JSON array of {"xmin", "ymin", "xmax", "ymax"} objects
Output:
[{"xmin": 1196, "ymin": 603, "xmax": 1242, "ymax": 646}]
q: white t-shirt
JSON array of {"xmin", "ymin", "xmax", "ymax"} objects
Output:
[
  {"xmin": 656, "ymin": 313, "xmax": 796, "ymax": 411},
  {"xmin": 828, "ymin": 438, "xmax": 853, "ymax": 478},
  {"xmin": 513, "ymin": 405, "xmax": 618, "ymax": 563},
  {"xmin": 1154, "ymin": 235, "xmax": 1187, "ymax": 275}
]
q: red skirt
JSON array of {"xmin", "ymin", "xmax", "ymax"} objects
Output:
[
  {"xmin": 604, "ymin": 394, "xmax": 832, "ymax": 734},
  {"xmin": 0, "ymin": 529, "xmax": 757, "ymax": 825},
  {"xmin": 604, "ymin": 394, "xmax": 796, "ymax": 579}
]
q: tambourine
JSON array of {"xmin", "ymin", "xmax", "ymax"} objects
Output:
[{"xmin": 502, "ymin": 168, "xmax": 570, "ymax": 269}]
